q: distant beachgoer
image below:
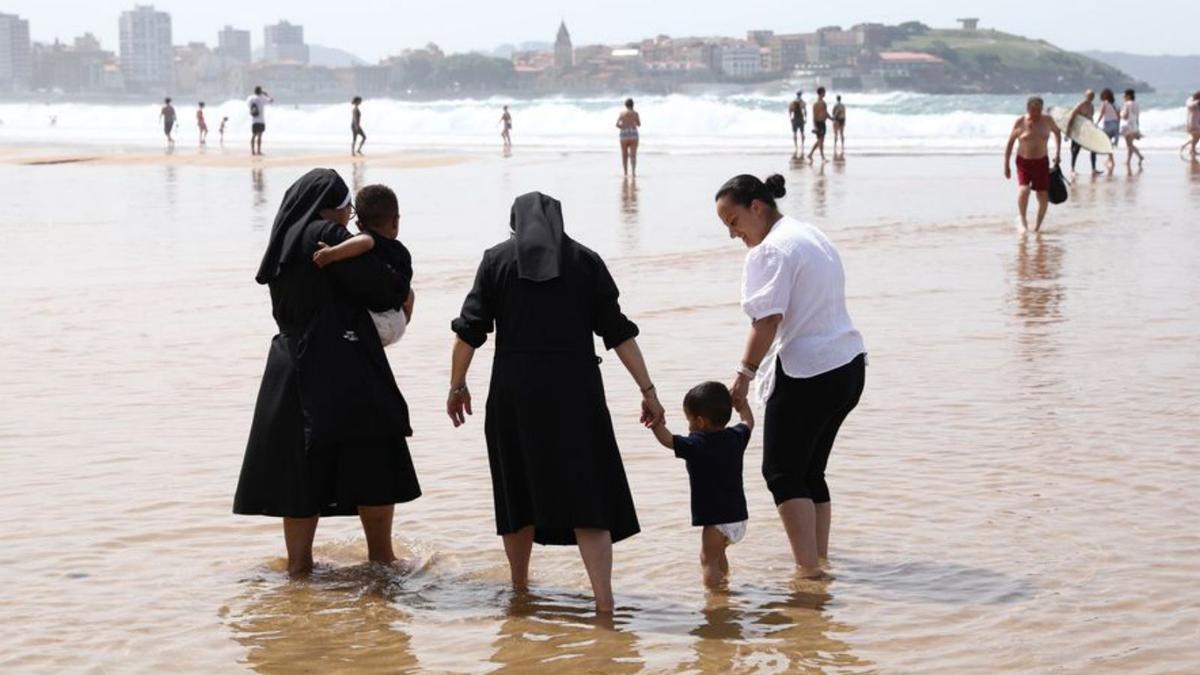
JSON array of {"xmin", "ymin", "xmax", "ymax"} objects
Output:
[
  {"xmin": 1068, "ymin": 90, "xmax": 1097, "ymax": 174},
  {"xmin": 715, "ymin": 173, "xmax": 866, "ymax": 580},
  {"xmin": 1120, "ymin": 89, "xmax": 1144, "ymax": 169},
  {"xmin": 1180, "ymin": 91, "xmax": 1200, "ymax": 159},
  {"xmin": 1004, "ymin": 96, "xmax": 1062, "ymax": 232},
  {"xmin": 49, "ymin": 115, "xmax": 57, "ymax": 127},
  {"xmin": 617, "ymin": 98, "xmax": 641, "ymax": 177},
  {"xmin": 788, "ymin": 91, "xmax": 806, "ymax": 154},
  {"xmin": 448, "ymin": 191, "xmax": 659, "ymax": 613},
  {"xmin": 500, "ymin": 105, "xmax": 512, "ymax": 148},
  {"xmin": 1097, "ymin": 89, "xmax": 1120, "ymax": 173},
  {"xmin": 807, "ymin": 87, "xmax": 829, "ymax": 163},
  {"xmin": 351, "ymin": 96, "xmax": 366, "ymax": 156},
  {"xmin": 247, "ymin": 86, "xmax": 273, "ymax": 156},
  {"xmin": 311, "ymin": 184, "xmax": 415, "ymax": 346},
  {"xmin": 197, "ymin": 102, "xmax": 208, "ymax": 146},
  {"xmin": 650, "ymin": 381, "xmax": 754, "ymax": 588},
  {"xmin": 219, "ymin": 117, "xmax": 229, "ymax": 145},
  {"xmin": 831, "ymin": 95, "xmax": 846, "ymax": 157},
  {"xmin": 160, "ymin": 98, "xmax": 176, "ymax": 145}
]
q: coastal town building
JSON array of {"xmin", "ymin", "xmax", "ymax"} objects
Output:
[
  {"xmin": 0, "ymin": 12, "xmax": 33, "ymax": 93},
  {"xmin": 263, "ymin": 21, "xmax": 308, "ymax": 65},
  {"xmin": 554, "ymin": 21, "xmax": 573, "ymax": 70},
  {"xmin": 32, "ymin": 34, "xmax": 121, "ymax": 94},
  {"xmin": 217, "ymin": 26, "xmax": 251, "ymax": 64},
  {"xmin": 119, "ymin": 5, "xmax": 173, "ymax": 92}
]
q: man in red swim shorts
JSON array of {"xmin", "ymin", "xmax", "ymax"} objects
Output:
[{"xmin": 1004, "ymin": 96, "xmax": 1062, "ymax": 231}]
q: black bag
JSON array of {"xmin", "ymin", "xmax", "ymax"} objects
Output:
[{"xmin": 1048, "ymin": 163, "xmax": 1069, "ymax": 204}]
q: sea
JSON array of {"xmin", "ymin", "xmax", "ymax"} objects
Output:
[{"xmin": 0, "ymin": 90, "xmax": 1194, "ymax": 154}]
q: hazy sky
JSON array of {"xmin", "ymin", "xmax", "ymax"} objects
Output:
[{"xmin": 7, "ymin": 0, "xmax": 1198, "ymax": 60}]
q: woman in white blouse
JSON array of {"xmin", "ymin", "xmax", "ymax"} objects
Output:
[
  {"xmin": 716, "ymin": 173, "xmax": 866, "ymax": 580},
  {"xmin": 1120, "ymin": 89, "xmax": 1144, "ymax": 168}
]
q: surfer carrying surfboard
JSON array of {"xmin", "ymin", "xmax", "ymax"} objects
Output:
[
  {"xmin": 1004, "ymin": 96, "xmax": 1062, "ymax": 232},
  {"xmin": 1067, "ymin": 90, "xmax": 1099, "ymax": 175}
]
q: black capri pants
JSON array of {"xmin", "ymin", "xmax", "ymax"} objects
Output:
[{"xmin": 762, "ymin": 353, "xmax": 865, "ymax": 505}]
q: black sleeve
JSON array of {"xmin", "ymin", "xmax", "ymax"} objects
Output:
[
  {"xmin": 592, "ymin": 257, "xmax": 639, "ymax": 351},
  {"xmin": 732, "ymin": 423, "xmax": 752, "ymax": 449},
  {"xmin": 450, "ymin": 253, "xmax": 495, "ymax": 349},
  {"xmin": 311, "ymin": 222, "xmax": 403, "ymax": 312},
  {"xmin": 672, "ymin": 434, "xmax": 697, "ymax": 460}
]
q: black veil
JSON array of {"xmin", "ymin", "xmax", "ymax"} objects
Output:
[
  {"xmin": 509, "ymin": 191, "xmax": 566, "ymax": 282},
  {"xmin": 255, "ymin": 168, "xmax": 351, "ymax": 284}
]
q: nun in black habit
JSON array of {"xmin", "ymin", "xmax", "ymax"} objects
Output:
[
  {"xmin": 234, "ymin": 168, "xmax": 420, "ymax": 576},
  {"xmin": 447, "ymin": 191, "xmax": 665, "ymax": 613}
]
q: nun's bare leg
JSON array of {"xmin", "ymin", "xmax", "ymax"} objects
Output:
[
  {"xmin": 283, "ymin": 516, "xmax": 319, "ymax": 577},
  {"xmin": 502, "ymin": 526, "xmax": 534, "ymax": 590},
  {"xmin": 358, "ymin": 505, "xmax": 397, "ymax": 565},
  {"xmin": 575, "ymin": 528, "xmax": 614, "ymax": 613}
]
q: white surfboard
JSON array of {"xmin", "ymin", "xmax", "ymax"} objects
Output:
[{"xmin": 1052, "ymin": 107, "xmax": 1113, "ymax": 155}]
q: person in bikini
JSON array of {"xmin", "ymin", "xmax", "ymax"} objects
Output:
[
  {"xmin": 500, "ymin": 105, "xmax": 512, "ymax": 148},
  {"xmin": 1004, "ymin": 96, "xmax": 1062, "ymax": 232},
  {"xmin": 351, "ymin": 97, "xmax": 366, "ymax": 156},
  {"xmin": 197, "ymin": 102, "xmax": 208, "ymax": 146},
  {"xmin": 831, "ymin": 95, "xmax": 846, "ymax": 158},
  {"xmin": 617, "ymin": 98, "xmax": 641, "ymax": 177}
]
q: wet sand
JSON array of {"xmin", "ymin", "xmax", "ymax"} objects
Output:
[{"xmin": 1, "ymin": 149, "xmax": 1198, "ymax": 672}]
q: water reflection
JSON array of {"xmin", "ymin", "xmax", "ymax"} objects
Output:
[
  {"xmin": 163, "ymin": 165, "xmax": 178, "ymax": 208},
  {"xmin": 810, "ymin": 163, "xmax": 828, "ymax": 218},
  {"xmin": 226, "ymin": 565, "xmax": 421, "ymax": 673},
  {"xmin": 488, "ymin": 593, "xmax": 642, "ymax": 673},
  {"xmin": 1013, "ymin": 234, "xmax": 1065, "ymax": 326},
  {"xmin": 351, "ymin": 161, "xmax": 365, "ymax": 193},
  {"xmin": 251, "ymin": 168, "xmax": 266, "ymax": 209},
  {"xmin": 618, "ymin": 177, "xmax": 640, "ymax": 253}
]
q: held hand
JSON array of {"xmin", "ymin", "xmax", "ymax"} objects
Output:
[
  {"xmin": 729, "ymin": 374, "xmax": 751, "ymax": 410},
  {"xmin": 312, "ymin": 242, "xmax": 334, "ymax": 268},
  {"xmin": 447, "ymin": 388, "xmax": 472, "ymax": 427},
  {"xmin": 640, "ymin": 393, "xmax": 665, "ymax": 428}
]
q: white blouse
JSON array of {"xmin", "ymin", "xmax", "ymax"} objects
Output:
[{"xmin": 741, "ymin": 216, "xmax": 865, "ymax": 393}]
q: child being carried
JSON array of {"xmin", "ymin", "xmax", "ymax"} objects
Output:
[
  {"xmin": 312, "ymin": 184, "xmax": 414, "ymax": 346},
  {"xmin": 651, "ymin": 381, "xmax": 754, "ymax": 589}
]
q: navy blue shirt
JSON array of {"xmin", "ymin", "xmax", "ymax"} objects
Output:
[{"xmin": 673, "ymin": 423, "xmax": 751, "ymax": 527}]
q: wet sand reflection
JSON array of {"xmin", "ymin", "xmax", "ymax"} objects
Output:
[
  {"xmin": 489, "ymin": 593, "xmax": 642, "ymax": 673},
  {"xmin": 225, "ymin": 564, "xmax": 421, "ymax": 673}
]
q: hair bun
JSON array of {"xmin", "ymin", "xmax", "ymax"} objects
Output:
[{"xmin": 764, "ymin": 174, "xmax": 786, "ymax": 199}]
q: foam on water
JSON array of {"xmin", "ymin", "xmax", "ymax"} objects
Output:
[{"xmin": 0, "ymin": 91, "xmax": 1193, "ymax": 153}]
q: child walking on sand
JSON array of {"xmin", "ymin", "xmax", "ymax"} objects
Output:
[
  {"xmin": 651, "ymin": 381, "xmax": 753, "ymax": 588},
  {"xmin": 312, "ymin": 184, "xmax": 415, "ymax": 345}
]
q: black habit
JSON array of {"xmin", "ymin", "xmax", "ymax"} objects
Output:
[
  {"xmin": 234, "ymin": 169, "xmax": 420, "ymax": 518},
  {"xmin": 452, "ymin": 192, "xmax": 640, "ymax": 546}
]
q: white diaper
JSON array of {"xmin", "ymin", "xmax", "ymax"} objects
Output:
[
  {"xmin": 715, "ymin": 520, "xmax": 747, "ymax": 545},
  {"xmin": 370, "ymin": 309, "xmax": 407, "ymax": 347}
]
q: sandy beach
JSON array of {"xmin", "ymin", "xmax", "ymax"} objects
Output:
[{"xmin": 1, "ymin": 146, "xmax": 1198, "ymax": 672}]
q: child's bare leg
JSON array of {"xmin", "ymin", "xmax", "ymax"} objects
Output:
[{"xmin": 700, "ymin": 526, "xmax": 729, "ymax": 589}]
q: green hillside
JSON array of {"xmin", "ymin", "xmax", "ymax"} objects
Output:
[{"xmin": 891, "ymin": 28, "xmax": 1148, "ymax": 93}]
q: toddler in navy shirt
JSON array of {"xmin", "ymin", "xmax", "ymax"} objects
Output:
[{"xmin": 652, "ymin": 381, "xmax": 754, "ymax": 588}]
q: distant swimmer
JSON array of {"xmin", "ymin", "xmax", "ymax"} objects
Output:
[
  {"xmin": 351, "ymin": 96, "xmax": 366, "ymax": 156},
  {"xmin": 160, "ymin": 98, "xmax": 176, "ymax": 145},
  {"xmin": 50, "ymin": 115, "xmax": 57, "ymax": 127},
  {"xmin": 788, "ymin": 91, "xmax": 806, "ymax": 154},
  {"xmin": 1180, "ymin": 91, "xmax": 1200, "ymax": 160},
  {"xmin": 1097, "ymin": 89, "xmax": 1120, "ymax": 173},
  {"xmin": 831, "ymin": 95, "xmax": 846, "ymax": 158},
  {"xmin": 500, "ymin": 105, "xmax": 512, "ymax": 148},
  {"xmin": 1120, "ymin": 89, "xmax": 1144, "ymax": 169},
  {"xmin": 807, "ymin": 87, "xmax": 829, "ymax": 163},
  {"xmin": 617, "ymin": 98, "xmax": 641, "ymax": 177},
  {"xmin": 197, "ymin": 101, "xmax": 208, "ymax": 146},
  {"xmin": 219, "ymin": 116, "xmax": 229, "ymax": 145},
  {"xmin": 1004, "ymin": 96, "xmax": 1062, "ymax": 232},
  {"xmin": 247, "ymin": 86, "xmax": 273, "ymax": 156},
  {"xmin": 1067, "ymin": 90, "xmax": 1098, "ymax": 175}
]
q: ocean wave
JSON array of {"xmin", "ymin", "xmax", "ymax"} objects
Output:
[{"xmin": 1, "ymin": 92, "xmax": 1193, "ymax": 153}]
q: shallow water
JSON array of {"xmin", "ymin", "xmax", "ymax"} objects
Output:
[{"xmin": 1, "ymin": 149, "xmax": 1198, "ymax": 673}]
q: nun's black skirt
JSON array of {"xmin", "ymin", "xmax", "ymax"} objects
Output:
[
  {"xmin": 233, "ymin": 334, "xmax": 421, "ymax": 518},
  {"xmin": 483, "ymin": 352, "xmax": 640, "ymax": 546}
]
